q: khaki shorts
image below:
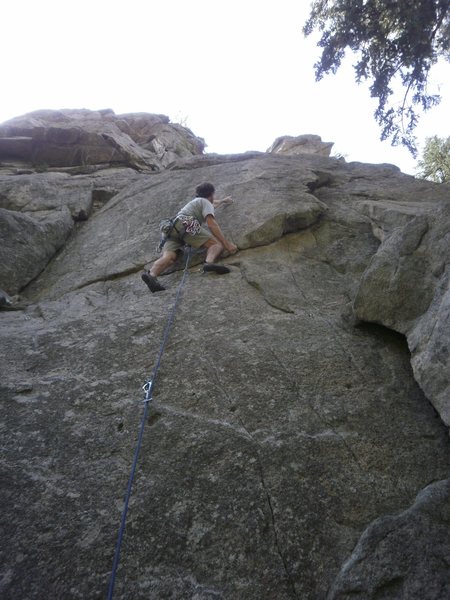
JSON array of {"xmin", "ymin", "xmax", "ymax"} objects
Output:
[{"xmin": 163, "ymin": 225, "xmax": 214, "ymax": 253}]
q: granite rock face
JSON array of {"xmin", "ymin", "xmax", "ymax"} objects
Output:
[
  {"xmin": 0, "ymin": 168, "xmax": 141, "ymax": 220},
  {"xmin": 353, "ymin": 203, "xmax": 450, "ymax": 426},
  {"xmin": 0, "ymin": 106, "xmax": 202, "ymax": 294},
  {"xmin": 0, "ymin": 116, "xmax": 449, "ymax": 600},
  {"xmin": 0, "ymin": 109, "xmax": 204, "ymax": 172},
  {"xmin": 328, "ymin": 478, "xmax": 450, "ymax": 599},
  {"xmin": 0, "ymin": 206, "xmax": 73, "ymax": 295}
]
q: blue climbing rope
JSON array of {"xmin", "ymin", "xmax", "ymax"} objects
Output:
[{"xmin": 107, "ymin": 248, "xmax": 192, "ymax": 600}]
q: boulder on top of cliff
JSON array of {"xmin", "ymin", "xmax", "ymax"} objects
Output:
[
  {"xmin": 0, "ymin": 109, "xmax": 205, "ymax": 172},
  {"xmin": 267, "ymin": 134, "xmax": 334, "ymax": 156},
  {"xmin": 113, "ymin": 112, "xmax": 205, "ymax": 168}
]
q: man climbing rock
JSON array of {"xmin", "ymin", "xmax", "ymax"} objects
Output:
[{"xmin": 141, "ymin": 182, "xmax": 238, "ymax": 292}]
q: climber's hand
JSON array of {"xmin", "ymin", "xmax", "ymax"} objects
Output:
[{"xmin": 225, "ymin": 242, "xmax": 238, "ymax": 254}]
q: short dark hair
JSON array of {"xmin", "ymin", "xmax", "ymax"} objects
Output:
[{"xmin": 195, "ymin": 182, "xmax": 215, "ymax": 199}]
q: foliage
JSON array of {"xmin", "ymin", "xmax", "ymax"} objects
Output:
[
  {"xmin": 416, "ymin": 135, "xmax": 450, "ymax": 182},
  {"xmin": 304, "ymin": 1, "xmax": 450, "ymax": 156},
  {"xmin": 172, "ymin": 112, "xmax": 190, "ymax": 128}
]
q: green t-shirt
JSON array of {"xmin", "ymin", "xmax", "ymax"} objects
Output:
[{"xmin": 177, "ymin": 197, "xmax": 215, "ymax": 224}]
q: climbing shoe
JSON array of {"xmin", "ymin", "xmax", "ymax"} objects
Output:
[
  {"xmin": 203, "ymin": 263, "xmax": 230, "ymax": 275},
  {"xmin": 141, "ymin": 271, "xmax": 165, "ymax": 293}
]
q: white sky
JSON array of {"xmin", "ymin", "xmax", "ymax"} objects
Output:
[{"xmin": 1, "ymin": 0, "xmax": 449, "ymax": 174}]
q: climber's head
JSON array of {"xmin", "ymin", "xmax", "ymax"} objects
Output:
[{"xmin": 196, "ymin": 182, "xmax": 215, "ymax": 202}]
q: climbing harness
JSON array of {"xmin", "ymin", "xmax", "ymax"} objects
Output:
[
  {"xmin": 158, "ymin": 217, "xmax": 179, "ymax": 251},
  {"xmin": 107, "ymin": 247, "xmax": 192, "ymax": 600},
  {"xmin": 158, "ymin": 215, "xmax": 201, "ymax": 251}
]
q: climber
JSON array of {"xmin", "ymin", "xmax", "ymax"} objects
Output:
[{"xmin": 141, "ymin": 182, "xmax": 238, "ymax": 292}]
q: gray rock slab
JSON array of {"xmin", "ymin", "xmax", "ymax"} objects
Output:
[
  {"xmin": 1, "ymin": 230, "xmax": 449, "ymax": 599},
  {"xmin": 0, "ymin": 109, "xmax": 204, "ymax": 172},
  {"xmin": 0, "ymin": 168, "xmax": 141, "ymax": 220},
  {"xmin": 21, "ymin": 156, "xmax": 328, "ymax": 300},
  {"xmin": 328, "ymin": 478, "xmax": 450, "ymax": 599},
  {"xmin": 0, "ymin": 171, "xmax": 93, "ymax": 219},
  {"xmin": 0, "ymin": 207, "xmax": 73, "ymax": 295},
  {"xmin": 354, "ymin": 201, "xmax": 450, "ymax": 426},
  {"xmin": 1, "ymin": 149, "xmax": 450, "ymax": 599}
]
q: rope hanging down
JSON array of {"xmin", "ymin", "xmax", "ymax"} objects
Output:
[{"xmin": 107, "ymin": 248, "xmax": 192, "ymax": 600}]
